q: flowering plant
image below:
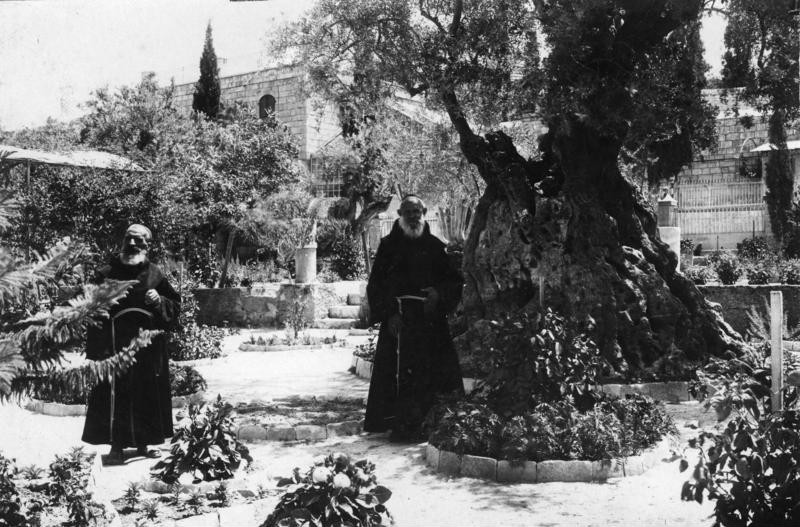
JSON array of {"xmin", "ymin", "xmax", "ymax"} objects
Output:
[{"xmin": 261, "ymin": 452, "xmax": 392, "ymax": 527}]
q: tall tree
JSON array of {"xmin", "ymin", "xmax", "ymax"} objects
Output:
[
  {"xmin": 278, "ymin": 0, "xmax": 742, "ymax": 377},
  {"xmin": 193, "ymin": 22, "xmax": 222, "ymax": 118},
  {"xmin": 721, "ymin": 0, "xmax": 799, "ymax": 245}
]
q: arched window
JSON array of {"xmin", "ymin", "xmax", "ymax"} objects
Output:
[{"xmin": 258, "ymin": 94, "xmax": 276, "ymax": 118}]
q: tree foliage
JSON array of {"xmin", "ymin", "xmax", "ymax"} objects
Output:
[
  {"xmin": 720, "ymin": 0, "xmax": 800, "ymax": 243},
  {"xmin": 278, "ymin": 0, "xmax": 734, "ymax": 374},
  {"xmin": 193, "ymin": 23, "xmax": 222, "ymax": 118},
  {"xmin": 2, "ymin": 75, "xmax": 301, "ymax": 284}
]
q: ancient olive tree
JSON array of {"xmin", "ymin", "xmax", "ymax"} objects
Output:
[{"xmin": 281, "ymin": 0, "xmax": 742, "ymax": 377}]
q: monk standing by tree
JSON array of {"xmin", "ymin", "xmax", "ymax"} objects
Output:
[
  {"xmin": 82, "ymin": 224, "xmax": 181, "ymax": 465},
  {"xmin": 364, "ymin": 195, "xmax": 464, "ymax": 441}
]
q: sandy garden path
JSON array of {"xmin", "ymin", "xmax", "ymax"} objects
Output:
[
  {"xmin": 0, "ymin": 330, "xmax": 721, "ymax": 526},
  {"xmin": 185, "ymin": 330, "xmax": 370, "ymax": 404}
]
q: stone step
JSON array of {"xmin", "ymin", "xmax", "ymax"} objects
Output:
[
  {"xmin": 347, "ymin": 293, "xmax": 363, "ymax": 306},
  {"xmin": 313, "ymin": 318, "xmax": 359, "ymax": 330},
  {"xmin": 328, "ymin": 305, "xmax": 361, "ymax": 319}
]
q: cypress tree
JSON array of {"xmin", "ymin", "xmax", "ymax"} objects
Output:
[{"xmin": 192, "ymin": 22, "xmax": 221, "ymax": 118}]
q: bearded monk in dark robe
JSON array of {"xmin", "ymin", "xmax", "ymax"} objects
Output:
[
  {"xmin": 82, "ymin": 224, "xmax": 180, "ymax": 465},
  {"xmin": 364, "ymin": 195, "xmax": 464, "ymax": 441}
]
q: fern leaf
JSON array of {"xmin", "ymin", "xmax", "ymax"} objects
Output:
[
  {"xmin": 48, "ymin": 329, "xmax": 162, "ymax": 391},
  {"xmin": 0, "ymin": 243, "xmax": 84, "ymax": 309},
  {"xmin": 0, "ymin": 339, "xmax": 25, "ymax": 396},
  {"xmin": 0, "ymin": 192, "xmax": 19, "ymax": 233},
  {"xmin": 14, "ymin": 279, "xmax": 137, "ymax": 370}
]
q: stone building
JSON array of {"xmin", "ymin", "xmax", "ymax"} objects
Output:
[
  {"xmin": 172, "ymin": 65, "xmax": 450, "ymax": 243},
  {"xmin": 172, "ymin": 65, "xmax": 345, "ymax": 196},
  {"xmin": 673, "ymin": 89, "xmax": 800, "ymax": 251}
]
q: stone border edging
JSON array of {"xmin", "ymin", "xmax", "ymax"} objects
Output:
[
  {"xmin": 24, "ymin": 395, "xmax": 365, "ymax": 444},
  {"xmin": 24, "ymin": 392, "xmax": 206, "ymax": 417},
  {"xmin": 425, "ymin": 438, "xmax": 672, "ymax": 483},
  {"xmin": 235, "ymin": 419, "xmax": 364, "ymax": 443},
  {"xmin": 351, "ymin": 356, "xmax": 374, "ymax": 379}
]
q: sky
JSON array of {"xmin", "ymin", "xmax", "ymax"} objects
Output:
[{"xmin": 0, "ymin": 0, "xmax": 727, "ymax": 131}]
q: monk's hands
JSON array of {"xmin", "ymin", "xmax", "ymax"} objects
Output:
[
  {"xmin": 421, "ymin": 287, "xmax": 439, "ymax": 317},
  {"xmin": 388, "ymin": 313, "xmax": 402, "ymax": 338},
  {"xmin": 144, "ymin": 289, "xmax": 161, "ymax": 307}
]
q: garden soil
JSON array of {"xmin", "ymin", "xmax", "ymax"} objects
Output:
[{"xmin": 0, "ymin": 331, "xmax": 720, "ymax": 526}]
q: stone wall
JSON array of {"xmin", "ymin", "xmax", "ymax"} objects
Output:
[
  {"xmin": 698, "ymin": 284, "xmax": 800, "ymax": 337},
  {"xmin": 193, "ymin": 281, "xmax": 366, "ymax": 327}
]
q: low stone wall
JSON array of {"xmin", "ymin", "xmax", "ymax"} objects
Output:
[
  {"xmin": 698, "ymin": 284, "xmax": 800, "ymax": 336},
  {"xmin": 425, "ymin": 438, "xmax": 672, "ymax": 483},
  {"xmin": 194, "ymin": 281, "xmax": 366, "ymax": 327}
]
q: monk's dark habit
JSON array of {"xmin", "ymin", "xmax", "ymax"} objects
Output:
[
  {"xmin": 364, "ymin": 220, "xmax": 464, "ymax": 439},
  {"xmin": 82, "ymin": 258, "xmax": 180, "ymax": 450}
]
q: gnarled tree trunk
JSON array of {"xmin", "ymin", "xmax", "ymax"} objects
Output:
[{"xmin": 454, "ymin": 115, "xmax": 743, "ymax": 378}]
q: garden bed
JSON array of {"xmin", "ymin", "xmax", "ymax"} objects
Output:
[
  {"xmin": 112, "ymin": 475, "xmax": 274, "ymax": 527},
  {"xmin": 425, "ymin": 437, "xmax": 673, "ymax": 482},
  {"xmin": 239, "ymin": 331, "xmax": 349, "ymax": 352},
  {"xmin": 233, "ymin": 395, "xmax": 365, "ymax": 442}
]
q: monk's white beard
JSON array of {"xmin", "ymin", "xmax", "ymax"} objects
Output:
[
  {"xmin": 399, "ymin": 217, "xmax": 425, "ymax": 239},
  {"xmin": 120, "ymin": 251, "xmax": 147, "ymax": 266}
]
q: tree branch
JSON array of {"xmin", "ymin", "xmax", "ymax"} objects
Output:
[
  {"xmin": 450, "ymin": 0, "xmax": 463, "ymax": 38},
  {"xmin": 419, "ymin": 0, "xmax": 446, "ymax": 34}
]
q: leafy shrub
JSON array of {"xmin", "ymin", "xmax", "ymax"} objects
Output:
[
  {"xmin": 745, "ymin": 263, "xmax": 772, "ymax": 285},
  {"xmin": 1, "ymin": 448, "xmax": 105, "ymax": 527},
  {"xmin": 680, "ymin": 238, "xmax": 695, "ymax": 255},
  {"xmin": 714, "ymin": 253, "xmax": 743, "ymax": 285},
  {"xmin": 684, "ymin": 265, "xmax": 716, "ymax": 285},
  {"xmin": 169, "ymin": 364, "xmax": 207, "ymax": 397},
  {"xmin": 736, "ymin": 236, "xmax": 771, "ymax": 261},
  {"xmin": 0, "ymin": 453, "xmax": 25, "ymax": 527},
  {"xmin": 599, "ymin": 394, "xmax": 677, "ymax": 455},
  {"xmin": 426, "ymin": 394, "xmax": 674, "ymax": 462},
  {"xmin": 168, "ymin": 274, "xmax": 229, "ymax": 361},
  {"xmin": 569, "ymin": 408, "xmax": 624, "ymax": 461},
  {"xmin": 25, "ymin": 375, "xmax": 88, "ymax": 405},
  {"xmin": 780, "ymin": 259, "xmax": 800, "ymax": 284},
  {"xmin": 681, "ymin": 336, "xmax": 800, "ymax": 524},
  {"xmin": 170, "ymin": 323, "xmax": 227, "ymax": 361},
  {"xmin": 691, "ymin": 342, "xmax": 800, "ymax": 420},
  {"xmin": 261, "ymin": 189, "xmax": 313, "ymax": 221},
  {"xmin": 226, "ymin": 259, "xmax": 278, "ymax": 287},
  {"xmin": 681, "ymin": 410, "xmax": 800, "ymax": 526},
  {"xmin": 353, "ymin": 327, "xmax": 378, "ymax": 362},
  {"xmin": 151, "ymin": 396, "xmax": 252, "ymax": 484},
  {"xmin": 330, "ymin": 226, "xmax": 366, "ymax": 281},
  {"xmin": 498, "ymin": 401, "xmax": 573, "ymax": 462},
  {"xmin": 316, "ymin": 260, "xmax": 343, "ymax": 283},
  {"xmin": 261, "ymin": 452, "xmax": 392, "ymax": 527},
  {"xmin": 425, "ymin": 399, "xmax": 503, "ymax": 457},
  {"xmin": 474, "ymin": 308, "xmax": 603, "ymax": 415}
]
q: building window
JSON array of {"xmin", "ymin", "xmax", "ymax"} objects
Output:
[
  {"xmin": 258, "ymin": 94, "xmax": 276, "ymax": 118},
  {"xmin": 309, "ymin": 155, "xmax": 347, "ymax": 198}
]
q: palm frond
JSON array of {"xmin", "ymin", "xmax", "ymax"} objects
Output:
[
  {"xmin": 14, "ymin": 279, "xmax": 137, "ymax": 369},
  {"xmin": 0, "ymin": 339, "xmax": 25, "ymax": 397},
  {"xmin": 12, "ymin": 329, "xmax": 161, "ymax": 401},
  {"xmin": 49, "ymin": 329, "xmax": 161, "ymax": 391},
  {"xmin": 0, "ymin": 243, "xmax": 85, "ymax": 309},
  {"xmin": 0, "ymin": 192, "xmax": 19, "ymax": 233}
]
